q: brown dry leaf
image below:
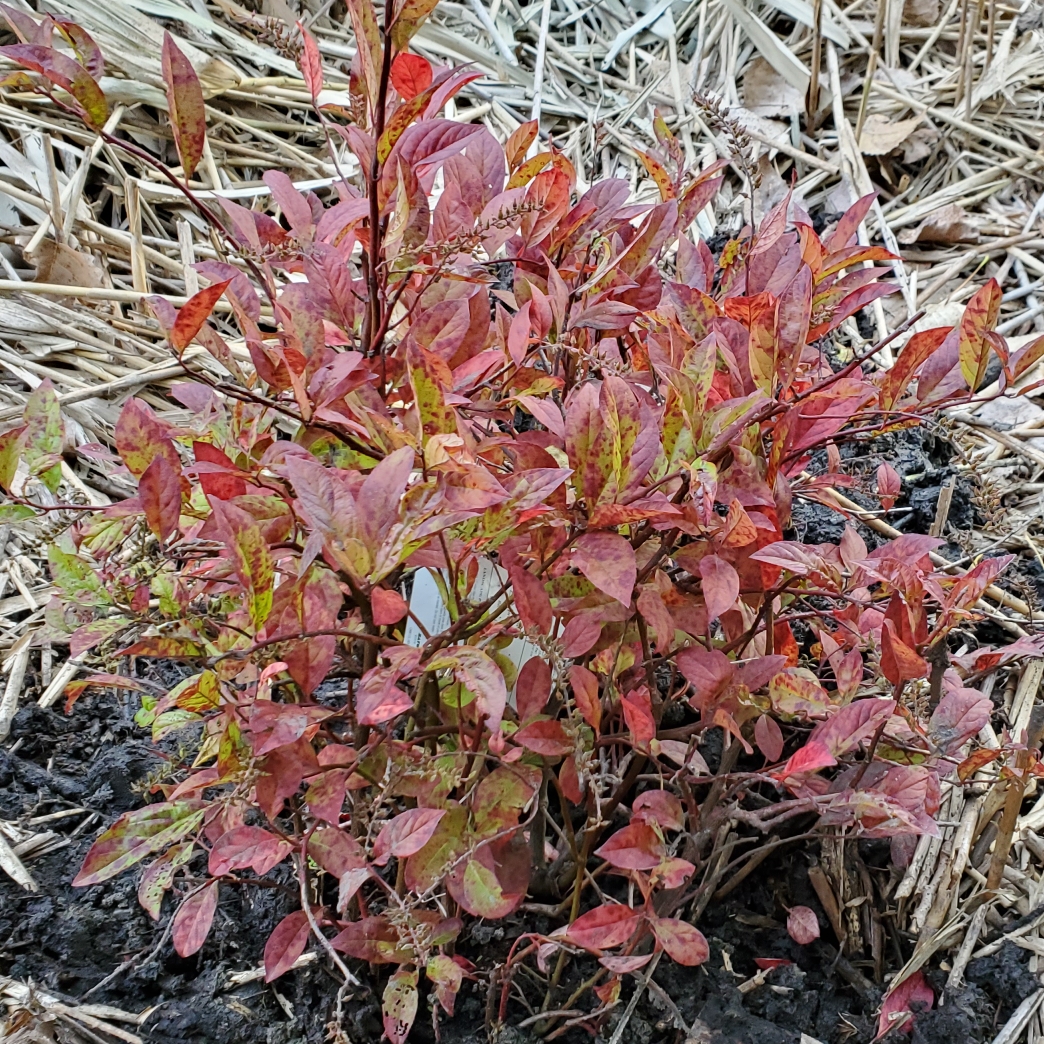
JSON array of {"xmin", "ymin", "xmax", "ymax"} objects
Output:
[
  {"xmin": 27, "ymin": 241, "xmax": 106, "ymax": 288},
  {"xmin": 897, "ymin": 204, "xmax": 980, "ymax": 245},
  {"xmin": 903, "ymin": 0, "xmax": 940, "ymax": 26},
  {"xmin": 752, "ymin": 153, "xmax": 790, "ymax": 224},
  {"xmin": 902, "ymin": 126, "xmax": 939, "ymax": 164},
  {"xmin": 742, "ymin": 57, "xmax": 804, "ymax": 119},
  {"xmin": 261, "ymin": 0, "xmax": 297, "ymax": 25},
  {"xmin": 729, "ymin": 106, "xmax": 791, "ymax": 151},
  {"xmin": 858, "ymin": 113, "xmax": 923, "ymax": 155}
]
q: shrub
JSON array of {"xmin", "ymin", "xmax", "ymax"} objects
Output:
[{"xmin": 1, "ymin": 5, "xmax": 1038, "ymax": 1040}]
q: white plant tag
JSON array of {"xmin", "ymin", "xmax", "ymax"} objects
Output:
[{"xmin": 404, "ymin": 557, "xmax": 544, "ymax": 702}]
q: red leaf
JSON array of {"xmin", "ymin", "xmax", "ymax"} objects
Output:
[
  {"xmin": 246, "ymin": 700, "xmax": 333, "ymax": 756},
  {"xmin": 427, "ymin": 646, "xmax": 508, "ymax": 734},
  {"xmin": 355, "ymin": 665, "xmax": 413, "ymax": 725},
  {"xmin": 264, "ymin": 910, "xmax": 311, "ymax": 981},
  {"xmin": 560, "ymin": 904, "xmax": 642, "ymax": 952},
  {"xmin": 516, "ymin": 394, "xmax": 565, "ymax": 439},
  {"xmin": 338, "ymin": 866, "xmax": 371, "ymax": 912},
  {"xmin": 876, "ymin": 462, "xmax": 901, "ymax": 511},
  {"xmin": 559, "ymin": 755, "xmax": 583, "ymax": 803},
  {"xmin": 171, "ymin": 281, "xmax": 232, "ymax": 352},
  {"xmin": 560, "ymin": 615, "xmax": 601, "ymax": 658},
  {"xmin": 878, "ymin": 971, "xmax": 933, "ymax": 1036},
  {"xmin": 773, "ymin": 739, "xmax": 836, "ymax": 780},
  {"xmin": 161, "ymin": 33, "xmax": 206, "ymax": 181},
  {"xmin": 307, "ymin": 827, "xmax": 367, "ymax": 877},
  {"xmin": 510, "ymin": 561, "xmax": 552, "ymax": 633},
  {"xmin": 648, "ymin": 916, "xmax": 710, "ymax": 966},
  {"xmin": 566, "ymin": 665, "xmax": 601, "ymax": 730},
  {"xmin": 880, "ymin": 327, "xmax": 950, "ymax": 410},
  {"xmin": 632, "ymin": 790, "xmax": 684, "ymax": 831},
  {"xmin": 331, "ymin": 915, "xmax": 410, "ymax": 963},
  {"xmin": 208, "ymin": 825, "xmax": 292, "ymax": 876},
  {"xmin": 390, "ymin": 52, "xmax": 432, "ymax": 99},
  {"xmin": 372, "ymin": 808, "xmax": 447, "ymax": 866},
  {"xmin": 297, "ymin": 22, "xmax": 323, "ymax": 101},
  {"xmin": 810, "ymin": 699, "xmax": 895, "ymax": 758},
  {"xmin": 505, "ymin": 119, "xmax": 539, "ymax": 170},
  {"xmin": 700, "ymin": 554, "xmax": 739, "ymax": 620},
  {"xmin": 371, "ymin": 586, "xmax": 408, "ymax": 625},
  {"xmin": 786, "ymin": 905, "xmax": 820, "ymax": 944},
  {"xmin": 755, "ymin": 714, "xmax": 784, "ymax": 762},
  {"xmin": 621, "ymin": 687, "xmax": 656, "ymax": 751},
  {"xmin": 572, "ymin": 531, "xmax": 636, "ymax": 606},
  {"xmin": 881, "ymin": 620, "xmax": 927, "ymax": 685},
  {"xmin": 516, "ymin": 656, "xmax": 551, "ymax": 721},
  {"xmin": 827, "ymin": 192, "xmax": 877, "ymax": 252},
  {"xmin": 139, "ymin": 454, "xmax": 181, "ymax": 543},
  {"xmin": 0, "ymin": 43, "xmax": 107, "ymax": 127},
  {"xmin": 193, "ymin": 441, "xmax": 247, "ymax": 500},
  {"xmin": 1, "ymin": 6, "xmax": 50, "ymax": 46},
  {"xmin": 637, "ymin": 585, "xmax": 675, "ymax": 651},
  {"xmin": 754, "ymin": 958, "xmax": 792, "ymax": 970},
  {"xmin": 958, "ymin": 747, "xmax": 1001, "ymax": 781},
  {"xmin": 172, "ymin": 880, "xmax": 219, "ymax": 957},
  {"xmin": 600, "ymin": 953, "xmax": 653, "ymax": 974},
  {"xmin": 515, "ymin": 719, "xmax": 573, "ymax": 756},
  {"xmin": 595, "ymin": 822, "xmax": 663, "ymax": 870}
]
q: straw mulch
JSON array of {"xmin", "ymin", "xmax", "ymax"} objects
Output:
[{"xmin": 3, "ymin": 0, "xmax": 1044, "ymax": 1037}]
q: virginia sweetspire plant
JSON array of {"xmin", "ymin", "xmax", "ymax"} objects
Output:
[{"xmin": 3, "ymin": 4, "xmax": 1044, "ymax": 1039}]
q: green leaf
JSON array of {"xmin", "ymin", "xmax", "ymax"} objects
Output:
[
  {"xmin": 382, "ymin": 968, "xmax": 419, "ymax": 1044},
  {"xmin": 404, "ymin": 805, "xmax": 468, "ymax": 893},
  {"xmin": 958, "ymin": 279, "xmax": 1001, "ymax": 391},
  {"xmin": 458, "ymin": 856, "xmax": 512, "ymax": 918},
  {"xmin": 390, "ymin": 0, "xmax": 441, "ymax": 53},
  {"xmin": 73, "ymin": 801, "xmax": 205, "ymax": 886},
  {"xmin": 22, "ymin": 379, "xmax": 63, "ymax": 492},
  {"xmin": 210, "ymin": 499, "xmax": 274, "ymax": 631},
  {"xmin": 0, "ymin": 43, "xmax": 107, "ymax": 127},
  {"xmin": 344, "ymin": 0, "xmax": 382, "ymax": 109},
  {"xmin": 114, "ymin": 398, "xmax": 179, "ymax": 479},
  {"xmin": 472, "ymin": 764, "xmax": 541, "ymax": 835},
  {"xmin": 0, "ymin": 504, "xmax": 35, "ymax": 523},
  {"xmin": 48, "ymin": 545, "xmax": 110, "ymax": 606},
  {"xmin": 427, "ymin": 646, "xmax": 508, "ymax": 733},
  {"xmin": 0, "ymin": 425, "xmax": 26, "ymax": 493},
  {"xmin": 407, "ymin": 341, "xmax": 456, "ymax": 445},
  {"xmin": 137, "ymin": 842, "xmax": 194, "ymax": 921},
  {"xmin": 153, "ymin": 709, "xmax": 201, "ymax": 741}
]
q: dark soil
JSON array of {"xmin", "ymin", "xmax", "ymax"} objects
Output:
[
  {"xmin": 791, "ymin": 423, "xmax": 975, "ymax": 549},
  {"xmin": 1, "ymin": 691, "xmax": 1037, "ymax": 1044}
]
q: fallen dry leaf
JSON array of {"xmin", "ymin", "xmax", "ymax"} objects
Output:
[
  {"xmin": 901, "ymin": 125, "xmax": 939, "ymax": 164},
  {"xmin": 897, "ymin": 203, "xmax": 980, "ymax": 245},
  {"xmin": 742, "ymin": 57, "xmax": 804, "ymax": 119},
  {"xmin": 903, "ymin": 0, "xmax": 940, "ymax": 26},
  {"xmin": 26, "ymin": 241, "xmax": 106, "ymax": 289},
  {"xmin": 858, "ymin": 113, "xmax": 923, "ymax": 156}
]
